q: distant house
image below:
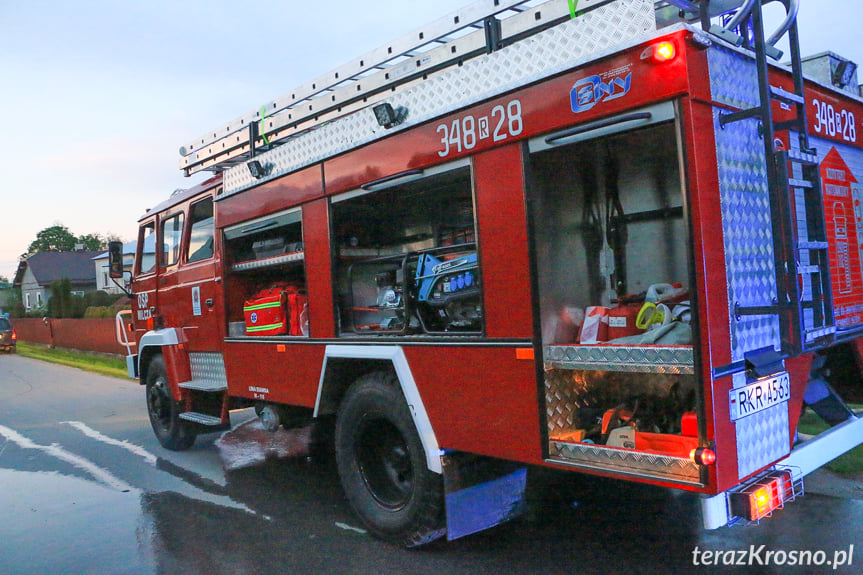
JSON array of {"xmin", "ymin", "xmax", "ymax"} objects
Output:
[
  {"xmin": 92, "ymin": 236, "xmax": 155, "ymax": 295},
  {"xmin": 13, "ymin": 251, "xmax": 101, "ymax": 311}
]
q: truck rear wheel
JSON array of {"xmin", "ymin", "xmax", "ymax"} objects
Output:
[
  {"xmin": 335, "ymin": 372, "xmax": 445, "ymax": 547},
  {"xmin": 146, "ymin": 355, "xmax": 196, "ymax": 451}
]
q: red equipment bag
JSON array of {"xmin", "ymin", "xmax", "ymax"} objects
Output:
[
  {"xmin": 244, "ymin": 284, "xmax": 307, "ymax": 336},
  {"xmin": 285, "ymin": 290, "xmax": 309, "ymax": 336}
]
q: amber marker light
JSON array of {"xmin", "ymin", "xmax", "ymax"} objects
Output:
[{"xmin": 753, "ymin": 485, "xmax": 772, "ymax": 517}]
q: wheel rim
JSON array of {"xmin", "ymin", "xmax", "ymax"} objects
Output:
[
  {"xmin": 148, "ymin": 378, "xmax": 173, "ymax": 430},
  {"xmin": 355, "ymin": 416, "xmax": 414, "ymax": 510}
]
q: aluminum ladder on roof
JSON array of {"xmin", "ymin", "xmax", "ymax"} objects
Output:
[
  {"xmin": 180, "ymin": 0, "xmax": 544, "ymax": 176},
  {"xmin": 180, "ymin": 0, "xmax": 757, "ymax": 177}
]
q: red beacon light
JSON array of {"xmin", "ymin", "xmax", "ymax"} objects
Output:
[
  {"xmin": 690, "ymin": 446, "xmax": 716, "ymax": 466},
  {"xmin": 641, "ymin": 40, "xmax": 677, "ymax": 64}
]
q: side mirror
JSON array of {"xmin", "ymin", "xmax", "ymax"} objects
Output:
[{"xmin": 108, "ymin": 241, "xmax": 124, "ymax": 279}]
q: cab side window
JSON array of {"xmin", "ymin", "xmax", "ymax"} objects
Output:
[
  {"xmin": 187, "ymin": 197, "xmax": 215, "ymax": 263},
  {"xmin": 161, "ymin": 213, "xmax": 185, "ymax": 267}
]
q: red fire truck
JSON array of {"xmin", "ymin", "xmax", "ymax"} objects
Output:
[{"xmin": 111, "ymin": 0, "xmax": 863, "ymax": 546}]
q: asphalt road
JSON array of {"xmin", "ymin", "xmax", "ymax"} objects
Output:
[{"xmin": 1, "ymin": 353, "xmax": 862, "ymax": 574}]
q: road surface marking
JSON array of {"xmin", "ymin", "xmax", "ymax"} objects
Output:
[
  {"xmin": 0, "ymin": 423, "xmax": 135, "ymax": 492},
  {"xmin": 63, "ymin": 421, "xmax": 158, "ymax": 466},
  {"xmin": 335, "ymin": 522, "xmax": 367, "ymax": 534}
]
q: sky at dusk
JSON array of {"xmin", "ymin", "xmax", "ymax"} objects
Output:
[{"xmin": 1, "ymin": 0, "xmax": 862, "ymax": 283}]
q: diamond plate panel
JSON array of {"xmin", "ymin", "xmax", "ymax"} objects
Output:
[
  {"xmin": 189, "ymin": 352, "xmax": 228, "ymax": 386},
  {"xmin": 223, "ymin": 0, "xmax": 656, "ymax": 196},
  {"xmin": 545, "ymin": 369, "xmax": 580, "ymax": 435},
  {"xmin": 708, "ymin": 45, "xmax": 759, "ymax": 109},
  {"xmin": 550, "ymin": 441, "xmax": 702, "ymax": 484},
  {"xmin": 545, "ymin": 345, "xmax": 694, "ymax": 373},
  {"xmin": 735, "ymin": 402, "xmax": 790, "ymax": 480},
  {"xmin": 714, "ymin": 109, "xmax": 781, "ymax": 362}
]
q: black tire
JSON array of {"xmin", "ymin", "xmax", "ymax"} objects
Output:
[
  {"xmin": 335, "ymin": 372, "xmax": 445, "ymax": 547},
  {"xmin": 146, "ymin": 355, "xmax": 196, "ymax": 451}
]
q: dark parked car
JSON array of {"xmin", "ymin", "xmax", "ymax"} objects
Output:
[{"xmin": 0, "ymin": 317, "xmax": 16, "ymax": 353}]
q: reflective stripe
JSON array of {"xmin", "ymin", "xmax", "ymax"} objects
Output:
[
  {"xmin": 243, "ymin": 301, "xmax": 282, "ymax": 312},
  {"xmin": 245, "ymin": 322, "xmax": 285, "ymax": 332}
]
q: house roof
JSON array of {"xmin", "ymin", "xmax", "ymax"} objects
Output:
[{"xmin": 15, "ymin": 251, "xmax": 101, "ymax": 287}]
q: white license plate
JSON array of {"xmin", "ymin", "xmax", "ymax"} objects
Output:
[{"xmin": 729, "ymin": 372, "xmax": 791, "ymax": 422}]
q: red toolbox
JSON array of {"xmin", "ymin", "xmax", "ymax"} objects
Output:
[{"xmin": 244, "ymin": 284, "xmax": 308, "ymax": 336}]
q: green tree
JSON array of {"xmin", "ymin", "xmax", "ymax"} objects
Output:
[
  {"xmin": 8, "ymin": 287, "xmax": 25, "ymax": 317},
  {"xmin": 25, "ymin": 225, "xmax": 117, "ymax": 255},
  {"xmin": 47, "ymin": 279, "xmax": 87, "ymax": 318},
  {"xmin": 28, "ymin": 224, "xmax": 78, "ymax": 253},
  {"xmin": 47, "ymin": 278, "xmax": 72, "ymax": 318},
  {"xmin": 76, "ymin": 233, "xmax": 107, "ymax": 251}
]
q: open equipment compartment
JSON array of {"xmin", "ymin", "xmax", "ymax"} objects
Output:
[
  {"xmin": 223, "ymin": 208, "xmax": 308, "ymax": 338},
  {"xmin": 330, "ymin": 163, "xmax": 482, "ymax": 336},
  {"xmin": 528, "ymin": 102, "xmax": 701, "ymax": 483}
]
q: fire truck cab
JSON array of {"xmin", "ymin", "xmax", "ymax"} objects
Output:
[{"xmin": 114, "ymin": 0, "xmax": 863, "ymax": 545}]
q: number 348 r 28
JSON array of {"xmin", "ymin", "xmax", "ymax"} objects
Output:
[
  {"xmin": 812, "ymin": 98, "xmax": 857, "ymax": 143},
  {"xmin": 437, "ymin": 100, "xmax": 523, "ymax": 158}
]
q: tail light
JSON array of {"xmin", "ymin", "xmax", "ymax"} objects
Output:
[
  {"xmin": 730, "ymin": 470, "xmax": 794, "ymax": 522},
  {"xmin": 11, "ymin": 329, "xmax": 16, "ymax": 341}
]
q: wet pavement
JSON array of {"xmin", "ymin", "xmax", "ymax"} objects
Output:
[{"xmin": 1, "ymin": 353, "xmax": 862, "ymax": 574}]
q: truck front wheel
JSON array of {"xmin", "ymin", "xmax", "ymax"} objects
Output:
[
  {"xmin": 146, "ymin": 355, "xmax": 196, "ymax": 451},
  {"xmin": 335, "ymin": 372, "xmax": 445, "ymax": 547}
]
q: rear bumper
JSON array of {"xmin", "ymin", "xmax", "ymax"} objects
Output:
[{"xmin": 783, "ymin": 414, "xmax": 863, "ymax": 476}]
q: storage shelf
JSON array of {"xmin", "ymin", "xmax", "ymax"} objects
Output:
[
  {"xmin": 544, "ymin": 344, "xmax": 694, "ymax": 374},
  {"xmin": 231, "ymin": 251, "xmax": 304, "ymax": 271}
]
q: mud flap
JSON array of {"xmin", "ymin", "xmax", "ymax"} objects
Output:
[{"xmin": 442, "ymin": 451, "xmax": 527, "ymax": 540}]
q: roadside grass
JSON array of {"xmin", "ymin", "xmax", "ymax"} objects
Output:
[
  {"xmin": 798, "ymin": 407, "xmax": 863, "ymax": 476},
  {"xmin": 15, "ymin": 342, "xmax": 128, "ymax": 379}
]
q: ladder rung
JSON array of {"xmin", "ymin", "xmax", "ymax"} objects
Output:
[
  {"xmin": 788, "ymin": 149, "xmax": 819, "ymax": 164},
  {"xmin": 798, "ymin": 265, "xmax": 822, "ymax": 275},
  {"xmin": 769, "ymin": 85, "xmax": 804, "ymax": 105},
  {"xmin": 787, "ymin": 178, "xmax": 813, "ymax": 189},
  {"xmin": 798, "ymin": 241, "xmax": 829, "ymax": 250},
  {"xmin": 735, "ymin": 304, "xmax": 786, "ymax": 317},
  {"xmin": 719, "ymin": 107, "xmax": 761, "ymax": 127},
  {"xmin": 661, "ymin": 0, "xmax": 699, "ymax": 11},
  {"xmin": 805, "ymin": 326, "xmax": 836, "ymax": 342},
  {"xmin": 774, "ymin": 118, "xmax": 805, "ymax": 133}
]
